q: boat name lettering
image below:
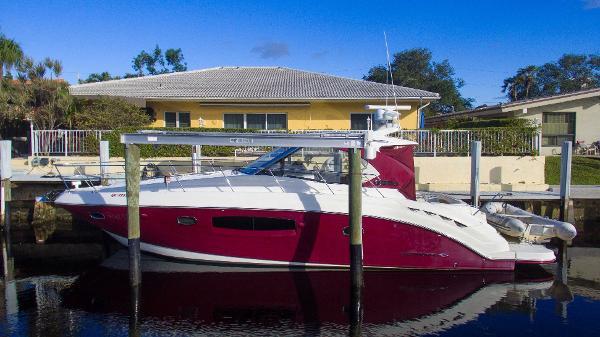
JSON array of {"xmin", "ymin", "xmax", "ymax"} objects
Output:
[
  {"xmin": 229, "ymin": 138, "xmax": 253, "ymax": 144},
  {"xmin": 147, "ymin": 136, "xmax": 158, "ymax": 142},
  {"xmin": 110, "ymin": 193, "xmax": 126, "ymax": 197}
]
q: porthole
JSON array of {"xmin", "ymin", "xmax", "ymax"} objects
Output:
[
  {"xmin": 177, "ymin": 216, "xmax": 197, "ymax": 226},
  {"xmin": 89, "ymin": 212, "xmax": 105, "ymax": 220}
]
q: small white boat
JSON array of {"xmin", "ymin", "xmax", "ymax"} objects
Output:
[{"xmin": 482, "ymin": 202, "xmax": 577, "ymax": 243}]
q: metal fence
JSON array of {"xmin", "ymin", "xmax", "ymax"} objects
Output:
[
  {"xmin": 31, "ymin": 128, "xmax": 541, "ymax": 157},
  {"xmin": 390, "ymin": 129, "xmax": 541, "ymax": 156},
  {"xmin": 31, "ymin": 130, "xmax": 111, "ymax": 156},
  {"xmin": 265, "ymin": 129, "xmax": 541, "ymax": 156}
]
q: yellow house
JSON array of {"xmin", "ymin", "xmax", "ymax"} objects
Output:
[{"xmin": 70, "ymin": 67, "xmax": 439, "ymax": 130}]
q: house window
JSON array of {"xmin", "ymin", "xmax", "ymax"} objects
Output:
[
  {"xmin": 223, "ymin": 113, "xmax": 287, "ymax": 130},
  {"xmin": 542, "ymin": 112, "xmax": 575, "ymax": 146},
  {"xmin": 224, "ymin": 114, "xmax": 244, "ymax": 129},
  {"xmin": 247, "ymin": 114, "xmax": 267, "ymax": 129},
  {"xmin": 164, "ymin": 112, "xmax": 191, "ymax": 128},
  {"xmin": 350, "ymin": 113, "xmax": 374, "ymax": 130},
  {"xmin": 213, "ymin": 216, "xmax": 296, "ymax": 231}
]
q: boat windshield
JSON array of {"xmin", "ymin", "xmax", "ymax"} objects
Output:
[
  {"xmin": 239, "ymin": 147, "xmax": 376, "ymax": 184},
  {"xmin": 239, "ymin": 147, "xmax": 301, "ymax": 175}
]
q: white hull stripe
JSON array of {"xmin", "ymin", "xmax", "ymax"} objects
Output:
[{"xmin": 106, "ymin": 232, "xmax": 348, "ymax": 268}]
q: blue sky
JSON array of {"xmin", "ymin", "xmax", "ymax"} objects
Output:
[{"xmin": 1, "ymin": 0, "xmax": 599, "ymax": 105}]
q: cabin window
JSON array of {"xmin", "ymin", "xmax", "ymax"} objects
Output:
[
  {"xmin": 164, "ymin": 111, "xmax": 191, "ymax": 128},
  {"xmin": 542, "ymin": 112, "xmax": 575, "ymax": 146},
  {"xmin": 350, "ymin": 113, "xmax": 374, "ymax": 130},
  {"xmin": 223, "ymin": 113, "xmax": 287, "ymax": 130},
  {"xmin": 213, "ymin": 216, "xmax": 295, "ymax": 231}
]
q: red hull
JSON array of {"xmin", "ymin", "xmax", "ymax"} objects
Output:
[{"xmin": 62, "ymin": 205, "xmax": 515, "ymax": 270}]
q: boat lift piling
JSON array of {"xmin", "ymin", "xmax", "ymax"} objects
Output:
[
  {"xmin": 470, "ymin": 141, "xmax": 481, "ymax": 207},
  {"xmin": 558, "ymin": 141, "xmax": 572, "ymax": 267},
  {"xmin": 125, "ymin": 143, "xmax": 142, "ymax": 287},
  {"xmin": 1, "ymin": 140, "xmax": 14, "ymax": 280},
  {"xmin": 348, "ymin": 148, "xmax": 364, "ymax": 288}
]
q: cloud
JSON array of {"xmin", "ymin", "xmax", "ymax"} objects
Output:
[
  {"xmin": 311, "ymin": 50, "xmax": 328, "ymax": 59},
  {"xmin": 251, "ymin": 42, "xmax": 290, "ymax": 59},
  {"xmin": 583, "ymin": 0, "xmax": 600, "ymax": 9}
]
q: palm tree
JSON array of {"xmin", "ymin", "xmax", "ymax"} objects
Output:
[
  {"xmin": 0, "ymin": 34, "xmax": 24, "ymax": 80},
  {"xmin": 518, "ymin": 65, "xmax": 538, "ymax": 99},
  {"xmin": 52, "ymin": 59, "xmax": 63, "ymax": 79}
]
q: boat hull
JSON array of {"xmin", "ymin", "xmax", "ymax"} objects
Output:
[{"xmin": 62, "ymin": 204, "xmax": 517, "ymax": 271}]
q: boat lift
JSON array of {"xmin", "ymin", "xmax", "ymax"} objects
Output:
[{"xmin": 120, "ymin": 130, "xmax": 375, "ymax": 291}]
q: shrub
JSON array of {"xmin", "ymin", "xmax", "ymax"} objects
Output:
[
  {"xmin": 72, "ymin": 97, "xmax": 151, "ymax": 129},
  {"xmin": 445, "ymin": 117, "xmax": 534, "ymax": 129}
]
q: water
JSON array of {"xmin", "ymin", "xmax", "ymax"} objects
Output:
[{"xmin": 1, "ymin": 248, "xmax": 600, "ymax": 337}]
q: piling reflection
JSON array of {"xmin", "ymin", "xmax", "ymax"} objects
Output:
[
  {"xmin": 129, "ymin": 285, "xmax": 140, "ymax": 337},
  {"xmin": 57, "ymin": 252, "xmax": 569, "ymax": 335}
]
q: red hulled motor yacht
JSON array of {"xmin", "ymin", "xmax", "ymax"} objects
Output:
[{"xmin": 53, "ymin": 124, "xmax": 558, "ymax": 271}]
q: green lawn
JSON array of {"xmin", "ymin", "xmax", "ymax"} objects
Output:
[{"xmin": 545, "ymin": 156, "xmax": 600, "ymax": 185}]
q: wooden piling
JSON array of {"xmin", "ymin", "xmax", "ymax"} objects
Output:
[
  {"xmin": 558, "ymin": 141, "xmax": 572, "ymax": 265},
  {"xmin": 1, "ymin": 140, "xmax": 14, "ymax": 280},
  {"xmin": 470, "ymin": 141, "xmax": 481, "ymax": 207},
  {"xmin": 125, "ymin": 143, "xmax": 141, "ymax": 287},
  {"xmin": 99, "ymin": 140, "xmax": 110, "ymax": 186},
  {"xmin": 348, "ymin": 148, "xmax": 363, "ymax": 289}
]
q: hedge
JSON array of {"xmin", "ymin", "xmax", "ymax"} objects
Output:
[
  {"xmin": 85, "ymin": 127, "xmax": 263, "ymax": 158},
  {"xmin": 445, "ymin": 117, "xmax": 533, "ymax": 129}
]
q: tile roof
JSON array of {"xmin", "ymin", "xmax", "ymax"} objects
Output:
[{"xmin": 69, "ymin": 66, "xmax": 439, "ymax": 100}]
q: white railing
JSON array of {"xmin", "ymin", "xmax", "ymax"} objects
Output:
[
  {"xmin": 390, "ymin": 129, "xmax": 540, "ymax": 156},
  {"xmin": 263, "ymin": 129, "xmax": 541, "ymax": 156},
  {"xmin": 31, "ymin": 128, "xmax": 540, "ymax": 157},
  {"xmin": 31, "ymin": 129, "xmax": 111, "ymax": 156}
]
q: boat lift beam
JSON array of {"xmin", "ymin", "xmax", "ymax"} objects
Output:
[
  {"xmin": 120, "ymin": 130, "xmax": 367, "ymax": 296},
  {"xmin": 120, "ymin": 130, "xmax": 368, "ymax": 149}
]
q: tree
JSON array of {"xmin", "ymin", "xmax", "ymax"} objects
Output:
[
  {"xmin": 503, "ymin": 54, "xmax": 600, "ymax": 101},
  {"xmin": 1, "ymin": 56, "xmax": 73, "ymax": 129},
  {"xmin": 0, "ymin": 33, "xmax": 23, "ymax": 80},
  {"xmin": 72, "ymin": 97, "xmax": 151, "ymax": 129},
  {"xmin": 131, "ymin": 44, "xmax": 187, "ymax": 76},
  {"xmin": 501, "ymin": 65, "xmax": 539, "ymax": 101},
  {"xmin": 364, "ymin": 48, "xmax": 472, "ymax": 115},
  {"xmin": 79, "ymin": 71, "xmax": 121, "ymax": 84}
]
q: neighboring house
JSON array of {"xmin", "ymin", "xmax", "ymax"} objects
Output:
[
  {"xmin": 425, "ymin": 88, "xmax": 600, "ymax": 155},
  {"xmin": 69, "ymin": 66, "xmax": 439, "ymax": 131}
]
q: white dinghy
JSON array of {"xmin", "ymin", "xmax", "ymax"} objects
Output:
[{"xmin": 482, "ymin": 202, "xmax": 577, "ymax": 243}]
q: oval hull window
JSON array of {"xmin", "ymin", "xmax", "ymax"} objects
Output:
[
  {"xmin": 177, "ymin": 216, "xmax": 197, "ymax": 226},
  {"xmin": 89, "ymin": 212, "xmax": 105, "ymax": 220}
]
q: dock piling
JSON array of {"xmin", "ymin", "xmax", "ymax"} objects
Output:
[
  {"xmin": 348, "ymin": 148, "xmax": 363, "ymax": 289},
  {"xmin": 1, "ymin": 140, "xmax": 14, "ymax": 280},
  {"xmin": 125, "ymin": 143, "xmax": 141, "ymax": 287},
  {"xmin": 192, "ymin": 145, "xmax": 202, "ymax": 174},
  {"xmin": 470, "ymin": 141, "xmax": 481, "ymax": 207},
  {"xmin": 99, "ymin": 141, "xmax": 110, "ymax": 186},
  {"xmin": 558, "ymin": 141, "xmax": 572, "ymax": 265}
]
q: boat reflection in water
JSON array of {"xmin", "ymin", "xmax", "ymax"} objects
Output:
[{"xmin": 59, "ymin": 251, "xmax": 568, "ymax": 336}]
